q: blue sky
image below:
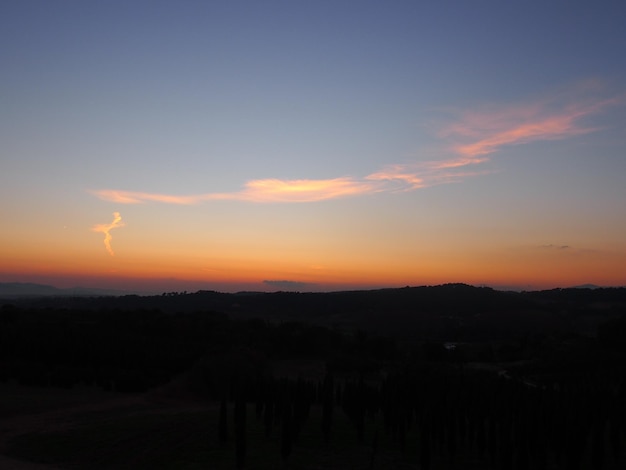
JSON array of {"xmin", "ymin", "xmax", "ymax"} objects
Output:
[{"xmin": 2, "ymin": 1, "xmax": 626, "ymax": 292}]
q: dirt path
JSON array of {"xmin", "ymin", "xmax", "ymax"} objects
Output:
[
  {"xmin": 0, "ymin": 382, "xmax": 210, "ymax": 469},
  {"xmin": 0, "ymin": 389, "xmax": 143, "ymax": 469},
  {"xmin": 0, "ymin": 455, "xmax": 63, "ymax": 470}
]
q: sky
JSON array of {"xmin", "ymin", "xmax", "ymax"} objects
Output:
[{"xmin": 2, "ymin": 1, "xmax": 626, "ymax": 293}]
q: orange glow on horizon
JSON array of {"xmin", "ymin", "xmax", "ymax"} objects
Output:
[{"xmin": 3, "ymin": 241, "xmax": 625, "ymax": 293}]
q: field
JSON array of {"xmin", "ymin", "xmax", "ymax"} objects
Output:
[{"xmin": 0, "ymin": 381, "xmax": 419, "ymax": 469}]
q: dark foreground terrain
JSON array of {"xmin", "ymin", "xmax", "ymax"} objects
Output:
[{"xmin": 1, "ymin": 284, "xmax": 626, "ymax": 469}]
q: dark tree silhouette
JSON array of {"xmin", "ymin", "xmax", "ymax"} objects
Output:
[
  {"xmin": 321, "ymin": 372, "xmax": 334, "ymax": 444},
  {"xmin": 218, "ymin": 397, "xmax": 228, "ymax": 445},
  {"xmin": 234, "ymin": 388, "xmax": 246, "ymax": 469}
]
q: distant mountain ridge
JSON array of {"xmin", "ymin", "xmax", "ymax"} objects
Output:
[
  {"xmin": 4, "ymin": 283, "xmax": 626, "ymax": 343},
  {"xmin": 0, "ymin": 281, "xmax": 618, "ymax": 299},
  {"xmin": 0, "ymin": 282, "xmax": 132, "ymax": 298}
]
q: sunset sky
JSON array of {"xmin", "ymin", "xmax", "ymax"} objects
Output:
[{"xmin": 2, "ymin": 1, "xmax": 626, "ymax": 293}]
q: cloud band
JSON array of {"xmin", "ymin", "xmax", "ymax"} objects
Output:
[{"xmin": 92, "ymin": 84, "xmax": 622, "ymax": 205}]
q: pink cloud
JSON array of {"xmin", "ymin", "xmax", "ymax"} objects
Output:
[
  {"xmin": 238, "ymin": 178, "xmax": 376, "ymax": 202},
  {"xmin": 92, "ymin": 190, "xmax": 208, "ymax": 204},
  {"xmin": 91, "ymin": 212, "xmax": 124, "ymax": 256},
  {"xmin": 452, "ymin": 114, "xmax": 594, "ymax": 157},
  {"xmin": 443, "ymin": 84, "xmax": 624, "ymax": 158},
  {"xmin": 365, "ymin": 165, "xmax": 426, "ymax": 190},
  {"xmin": 92, "ymin": 178, "xmax": 376, "ymax": 205},
  {"xmin": 92, "ymin": 83, "xmax": 623, "ymax": 205}
]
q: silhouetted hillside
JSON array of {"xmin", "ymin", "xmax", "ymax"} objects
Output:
[
  {"xmin": 3, "ymin": 284, "xmax": 626, "ymax": 468},
  {"xmin": 6, "ymin": 283, "xmax": 625, "ymax": 340},
  {"xmin": 0, "ymin": 282, "xmax": 132, "ymax": 298}
]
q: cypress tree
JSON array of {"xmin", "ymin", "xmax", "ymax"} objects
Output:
[
  {"xmin": 321, "ymin": 372, "xmax": 334, "ymax": 444},
  {"xmin": 281, "ymin": 401, "xmax": 293, "ymax": 464},
  {"xmin": 591, "ymin": 416, "xmax": 606, "ymax": 470},
  {"xmin": 218, "ymin": 397, "xmax": 229, "ymax": 445},
  {"xmin": 609, "ymin": 413, "xmax": 621, "ymax": 465},
  {"xmin": 264, "ymin": 397, "xmax": 274, "ymax": 437},
  {"xmin": 356, "ymin": 375, "xmax": 366, "ymax": 445},
  {"xmin": 420, "ymin": 417, "xmax": 431, "ymax": 470},
  {"xmin": 369, "ymin": 429, "xmax": 379, "ymax": 470},
  {"xmin": 234, "ymin": 390, "xmax": 246, "ymax": 469},
  {"xmin": 255, "ymin": 378, "xmax": 265, "ymax": 421}
]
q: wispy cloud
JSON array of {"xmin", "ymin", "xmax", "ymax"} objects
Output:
[
  {"xmin": 92, "ymin": 212, "xmax": 124, "ymax": 256},
  {"xmin": 365, "ymin": 164, "xmax": 426, "ymax": 190},
  {"xmin": 92, "ymin": 83, "xmax": 623, "ymax": 205},
  {"xmin": 442, "ymin": 82, "xmax": 624, "ymax": 158},
  {"xmin": 365, "ymin": 159, "xmax": 496, "ymax": 192},
  {"xmin": 240, "ymin": 178, "xmax": 376, "ymax": 202},
  {"xmin": 540, "ymin": 244, "xmax": 571, "ymax": 250},
  {"xmin": 92, "ymin": 178, "xmax": 377, "ymax": 205},
  {"xmin": 450, "ymin": 111, "xmax": 594, "ymax": 157}
]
